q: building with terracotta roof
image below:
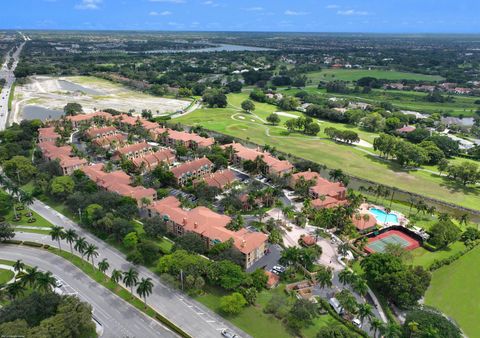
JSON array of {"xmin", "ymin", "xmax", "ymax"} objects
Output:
[
  {"xmin": 112, "ymin": 141, "xmax": 154, "ymax": 161},
  {"xmin": 85, "ymin": 126, "xmax": 118, "ymax": 140},
  {"xmin": 396, "ymin": 125, "xmax": 416, "ymax": 134},
  {"xmin": 66, "ymin": 111, "xmax": 113, "ymax": 128},
  {"xmin": 38, "ymin": 127, "xmax": 60, "ymax": 143},
  {"xmin": 222, "ymin": 142, "xmax": 293, "ymax": 176},
  {"xmin": 92, "ymin": 133, "xmax": 128, "ymax": 149},
  {"xmin": 265, "ymin": 271, "xmax": 280, "ymax": 289},
  {"xmin": 146, "ymin": 196, "xmax": 267, "ymax": 268},
  {"xmin": 114, "ymin": 114, "xmax": 158, "ymax": 131},
  {"xmin": 352, "ymin": 213, "xmax": 377, "ymax": 233},
  {"xmin": 81, "ymin": 163, "xmax": 156, "ymax": 206},
  {"xmin": 132, "ymin": 148, "xmax": 176, "ymax": 173},
  {"xmin": 150, "ymin": 127, "xmax": 214, "ymax": 149},
  {"xmin": 198, "ymin": 169, "xmax": 237, "ymax": 190},
  {"xmin": 171, "ymin": 157, "xmax": 214, "ymax": 186},
  {"xmin": 37, "ymin": 141, "xmax": 87, "ymax": 175}
]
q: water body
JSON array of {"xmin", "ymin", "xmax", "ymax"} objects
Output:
[
  {"xmin": 22, "ymin": 105, "xmax": 64, "ymax": 122},
  {"xmin": 143, "ymin": 43, "xmax": 274, "ymax": 54},
  {"xmin": 58, "ymin": 80, "xmax": 103, "ymax": 95}
]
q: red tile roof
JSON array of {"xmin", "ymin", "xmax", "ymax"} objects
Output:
[
  {"xmin": 85, "ymin": 126, "xmax": 117, "ymax": 139},
  {"xmin": 292, "ymin": 171, "xmax": 346, "ymax": 199},
  {"xmin": 148, "ymin": 197, "xmax": 267, "ymax": 254},
  {"xmin": 132, "ymin": 148, "xmax": 176, "ymax": 170},
  {"xmin": 352, "ymin": 213, "xmax": 377, "ymax": 231},
  {"xmin": 396, "ymin": 125, "xmax": 416, "ymax": 133},
  {"xmin": 66, "ymin": 111, "xmax": 113, "ymax": 123},
  {"xmin": 171, "ymin": 157, "xmax": 213, "ymax": 179},
  {"xmin": 201, "ymin": 169, "xmax": 237, "ymax": 189},
  {"xmin": 114, "ymin": 141, "xmax": 152, "ymax": 156},
  {"xmin": 265, "ymin": 271, "xmax": 280, "ymax": 288},
  {"xmin": 38, "ymin": 127, "xmax": 60, "ymax": 141},
  {"xmin": 312, "ymin": 196, "xmax": 348, "ymax": 209},
  {"xmin": 92, "ymin": 133, "xmax": 127, "ymax": 148},
  {"xmin": 166, "ymin": 129, "xmax": 215, "ymax": 147}
]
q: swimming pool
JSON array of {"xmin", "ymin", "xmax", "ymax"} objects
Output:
[{"xmin": 369, "ymin": 208, "xmax": 399, "ymax": 224}]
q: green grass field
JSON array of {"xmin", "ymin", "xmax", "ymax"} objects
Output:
[
  {"xmin": 306, "ymin": 69, "xmax": 444, "ymax": 83},
  {"xmin": 425, "ymin": 246, "xmax": 480, "ymax": 338},
  {"xmin": 0, "ymin": 269, "xmax": 14, "ymax": 284},
  {"xmin": 175, "ymin": 92, "xmax": 480, "ymax": 211}
]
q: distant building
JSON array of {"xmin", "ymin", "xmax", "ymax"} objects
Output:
[
  {"xmin": 111, "ymin": 141, "xmax": 153, "ymax": 161},
  {"xmin": 38, "ymin": 127, "xmax": 60, "ymax": 143},
  {"xmin": 132, "ymin": 148, "xmax": 176, "ymax": 173},
  {"xmin": 66, "ymin": 111, "xmax": 113, "ymax": 128},
  {"xmin": 196, "ymin": 169, "xmax": 237, "ymax": 190},
  {"xmin": 396, "ymin": 125, "xmax": 416, "ymax": 134},
  {"xmin": 37, "ymin": 141, "xmax": 87, "ymax": 175},
  {"xmin": 150, "ymin": 127, "xmax": 214, "ymax": 149},
  {"xmin": 85, "ymin": 126, "xmax": 118, "ymax": 140}
]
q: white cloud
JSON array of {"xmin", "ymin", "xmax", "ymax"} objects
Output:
[
  {"xmin": 284, "ymin": 10, "xmax": 308, "ymax": 16},
  {"xmin": 337, "ymin": 9, "xmax": 369, "ymax": 16},
  {"xmin": 326, "ymin": 4, "xmax": 339, "ymax": 9},
  {"xmin": 243, "ymin": 6, "xmax": 263, "ymax": 11},
  {"xmin": 75, "ymin": 0, "xmax": 102, "ymax": 10},
  {"xmin": 161, "ymin": 10, "xmax": 172, "ymax": 15},
  {"xmin": 149, "ymin": 0, "xmax": 185, "ymax": 3},
  {"xmin": 149, "ymin": 11, "xmax": 159, "ymax": 15}
]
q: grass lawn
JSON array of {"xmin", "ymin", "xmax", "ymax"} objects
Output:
[
  {"xmin": 0, "ymin": 259, "xmax": 15, "ymax": 266},
  {"xmin": 0, "ymin": 269, "xmax": 14, "ymax": 284},
  {"xmin": 305, "ymin": 69, "xmax": 444, "ymax": 83},
  {"xmin": 410, "ymin": 241, "xmax": 467, "ymax": 268},
  {"xmin": 175, "ymin": 93, "xmax": 480, "ymax": 211},
  {"xmin": 5, "ymin": 208, "xmax": 53, "ymax": 228},
  {"xmin": 425, "ymin": 245, "xmax": 480, "ymax": 338}
]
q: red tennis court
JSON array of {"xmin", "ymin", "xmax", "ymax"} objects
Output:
[{"xmin": 365, "ymin": 229, "xmax": 420, "ymax": 254}]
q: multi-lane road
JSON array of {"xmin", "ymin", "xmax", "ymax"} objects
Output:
[
  {"xmin": 9, "ymin": 199, "xmax": 250, "ymax": 338},
  {"xmin": 0, "ymin": 32, "xmax": 27, "ymax": 131},
  {"xmin": 0, "ymin": 245, "xmax": 176, "ymax": 338}
]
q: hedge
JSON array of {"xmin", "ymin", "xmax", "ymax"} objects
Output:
[
  {"xmin": 429, "ymin": 241, "xmax": 480, "ymax": 271},
  {"xmin": 22, "ymin": 241, "xmax": 43, "ymax": 247},
  {"xmin": 2, "ymin": 239, "xmax": 23, "ymax": 245}
]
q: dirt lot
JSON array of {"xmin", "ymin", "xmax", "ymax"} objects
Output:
[{"xmin": 13, "ymin": 75, "xmax": 190, "ymax": 122}]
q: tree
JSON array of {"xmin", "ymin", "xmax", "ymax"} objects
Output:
[
  {"xmin": 19, "ymin": 266, "xmax": 40, "ymax": 289},
  {"xmin": 63, "ymin": 102, "xmax": 83, "ymax": 116},
  {"xmin": 316, "ymin": 265, "xmax": 333, "ymax": 290},
  {"xmin": 3, "ymin": 156, "xmax": 37, "ymax": 184},
  {"xmin": 84, "ymin": 243, "xmax": 99, "ymax": 267},
  {"xmin": 278, "ymin": 96, "xmax": 299, "ymax": 111},
  {"xmin": 208, "ymin": 260, "xmax": 246, "ymax": 290},
  {"xmin": 63, "ymin": 229, "xmax": 77, "ymax": 254},
  {"xmin": 136, "ymin": 277, "xmax": 154, "ymax": 308},
  {"xmin": 241, "ymin": 99, "xmax": 255, "ymax": 113},
  {"xmin": 110, "ymin": 269, "xmax": 123, "ymax": 285},
  {"xmin": 219, "ymin": 292, "xmax": 247, "ymax": 315},
  {"xmin": 202, "ymin": 88, "xmax": 227, "ymax": 108},
  {"xmin": 0, "ymin": 190, "xmax": 13, "ymax": 217},
  {"xmin": 429, "ymin": 219, "xmax": 461, "ymax": 248},
  {"xmin": 266, "ymin": 113, "xmax": 280, "ymax": 125},
  {"xmin": 382, "ymin": 322, "xmax": 402, "ymax": 338},
  {"xmin": 370, "ymin": 318, "xmax": 383, "ymax": 338},
  {"xmin": 123, "ymin": 268, "xmax": 139, "ymax": 297},
  {"xmin": 0, "ymin": 222, "xmax": 15, "ymax": 242},
  {"xmin": 358, "ymin": 303, "xmax": 374, "ymax": 327},
  {"xmin": 98, "ymin": 258, "xmax": 110, "ymax": 277},
  {"xmin": 49, "ymin": 226, "xmax": 65, "ymax": 250},
  {"xmin": 35, "ymin": 271, "xmax": 57, "ymax": 293},
  {"xmin": 336, "ymin": 289, "xmax": 358, "ymax": 316},
  {"xmin": 123, "ymin": 232, "xmax": 138, "ymax": 249},
  {"xmin": 287, "ymin": 298, "xmax": 318, "ymax": 331},
  {"xmin": 403, "ymin": 308, "xmax": 461, "ymax": 338},
  {"xmin": 49, "ymin": 176, "xmax": 75, "ymax": 200},
  {"xmin": 316, "ymin": 325, "xmax": 353, "ymax": 338},
  {"xmin": 175, "ymin": 232, "xmax": 206, "ymax": 254},
  {"xmin": 13, "ymin": 260, "xmax": 25, "ymax": 282},
  {"xmin": 5, "ymin": 281, "xmax": 25, "ymax": 300},
  {"xmin": 74, "ymin": 236, "xmax": 88, "ymax": 260}
]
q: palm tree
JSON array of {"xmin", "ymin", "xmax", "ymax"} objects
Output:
[
  {"xmin": 316, "ymin": 266, "xmax": 333, "ymax": 290},
  {"xmin": 64, "ymin": 229, "xmax": 78, "ymax": 254},
  {"xmin": 74, "ymin": 237, "xmax": 88, "ymax": 260},
  {"xmin": 6, "ymin": 281, "xmax": 25, "ymax": 300},
  {"xmin": 13, "ymin": 259, "xmax": 25, "ymax": 281},
  {"xmin": 382, "ymin": 322, "xmax": 402, "ymax": 338},
  {"xmin": 337, "ymin": 242, "xmax": 350, "ymax": 256},
  {"xmin": 458, "ymin": 213, "xmax": 469, "ymax": 226},
  {"xmin": 370, "ymin": 318, "xmax": 383, "ymax": 338},
  {"xmin": 338, "ymin": 269, "xmax": 356, "ymax": 286},
  {"xmin": 20, "ymin": 191, "xmax": 34, "ymax": 209},
  {"xmin": 110, "ymin": 269, "xmax": 123, "ymax": 285},
  {"xmin": 357, "ymin": 303, "xmax": 374, "ymax": 327},
  {"xmin": 85, "ymin": 243, "xmax": 99, "ymax": 267},
  {"xmin": 36, "ymin": 271, "xmax": 57, "ymax": 293},
  {"xmin": 437, "ymin": 212, "xmax": 450, "ymax": 222},
  {"xmin": 20, "ymin": 266, "xmax": 40, "ymax": 288},
  {"xmin": 123, "ymin": 268, "xmax": 139, "ymax": 298},
  {"xmin": 49, "ymin": 225, "xmax": 65, "ymax": 250},
  {"xmin": 98, "ymin": 258, "xmax": 110, "ymax": 279},
  {"xmin": 136, "ymin": 277, "xmax": 154, "ymax": 308},
  {"xmin": 407, "ymin": 321, "xmax": 420, "ymax": 337},
  {"xmin": 352, "ymin": 277, "xmax": 369, "ymax": 297}
]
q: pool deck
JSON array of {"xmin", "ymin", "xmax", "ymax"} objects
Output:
[{"xmin": 359, "ymin": 203, "xmax": 407, "ymax": 227}]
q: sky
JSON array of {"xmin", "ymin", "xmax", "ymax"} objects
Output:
[{"xmin": 1, "ymin": 0, "xmax": 480, "ymax": 33}]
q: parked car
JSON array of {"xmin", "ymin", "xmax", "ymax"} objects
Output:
[
  {"xmin": 352, "ymin": 318, "xmax": 362, "ymax": 328},
  {"xmin": 272, "ymin": 265, "xmax": 286, "ymax": 274},
  {"xmin": 221, "ymin": 328, "xmax": 239, "ymax": 338}
]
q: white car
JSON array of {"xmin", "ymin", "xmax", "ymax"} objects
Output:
[
  {"xmin": 352, "ymin": 318, "xmax": 362, "ymax": 328},
  {"xmin": 221, "ymin": 328, "xmax": 239, "ymax": 338}
]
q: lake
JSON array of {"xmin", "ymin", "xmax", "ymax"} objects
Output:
[{"xmin": 22, "ymin": 105, "xmax": 64, "ymax": 121}]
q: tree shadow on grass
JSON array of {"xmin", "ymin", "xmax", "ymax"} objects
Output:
[{"xmin": 366, "ymin": 154, "xmax": 416, "ymax": 173}]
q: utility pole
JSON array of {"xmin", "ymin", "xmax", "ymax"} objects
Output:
[{"xmin": 180, "ymin": 269, "xmax": 184, "ymax": 291}]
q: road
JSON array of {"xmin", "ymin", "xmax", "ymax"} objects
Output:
[
  {"xmin": 0, "ymin": 32, "xmax": 26, "ymax": 131},
  {"xmin": 20, "ymin": 199, "xmax": 250, "ymax": 338},
  {"xmin": 0, "ymin": 245, "xmax": 176, "ymax": 338}
]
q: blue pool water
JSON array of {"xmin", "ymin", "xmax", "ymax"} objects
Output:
[{"xmin": 369, "ymin": 208, "xmax": 399, "ymax": 224}]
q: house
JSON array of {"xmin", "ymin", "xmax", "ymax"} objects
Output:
[
  {"xmin": 222, "ymin": 142, "xmax": 293, "ymax": 177},
  {"xmin": 265, "ymin": 271, "xmax": 280, "ymax": 289},
  {"xmin": 311, "ymin": 196, "xmax": 348, "ymax": 209},
  {"xmin": 146, "ymin": 196, "xmax": 268, "ymax": 268},
  {"xmin": 37, "ymin": 141, "xmax": 87, "ymax": 175},
  {"xmin": 132, "ymin": 148, "xmax": 176, "ymax": 173},
  {"xmin": 85, "ymin": 126, "xmax": 118, "ymax": 140},
  {"xmin": 81, "ymin": 163, "xmax": 156, "ymax": 206},
  {"xmin": 352, "ymin": 213, "xmax": 377, "ymax": 233},
  {"xmin": 198, "ymin": 169, "xmax": 237, "ymax": 190},
  {"xmin": 38, "ymin": 127, "xmax": 60, "ymax": 143},
  {"xmin": 112, "ymin": 141, "xmax": 153, "ymax": 161},
  {"xmin": 171, "ymin": 157, "xmax": 214, "ymax": 186},
  {"xmin": 299, "ymin": 235, "xmax": 316, "ymax": 247},
  {"xmin": 396, "ymin": 125, "xmax": 416, "ymax": 134},
  {"xmin": 92, "ymin": 133, "xmax": 127, "ymax": 150},
  {"xmin": 114, "ymin": 114, "xmax": 158, "ymax": 131},
  {"xmin": 66, "ymin": 111, "xmax": 113, "ymax": 128},
  {"xmin": 150, "ymin": 127, "xmax": 214, "ymax": 149}
]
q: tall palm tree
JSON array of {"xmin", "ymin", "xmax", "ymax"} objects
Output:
[
  {"xmin": 352, "ymin": 277, "xmax": 369, "ymax": 297},
  {"xmin": 337, "ymin": 242, "xmax": 350, "ymax": 256},
  {"xmin": 49, "ymin": 225, "xmax": 65, "ymax": 250},
  {"xmin": 6, "ymin": 281, "xmax": 25, "ymax": 300},
  {"xmin": 110, "ymin": 269, "xmax": 123, "ymax": 285},
  {"xmin": 338, "ymin": 269, "xmax": 356, "ymax": 286},
  {"xmin": 458, "ymin": 213, "xmax": 469, "ymax": 226},
  {"xmin": 13, "ymin": 259, "xmax": 25, "ymax": 281},
  {"xmin": 316, "ymin": 266, "xmax": 333, "ymax": 290},
  {"xmin": 20, "ymin": 191, "xmax": 34, "ymax": 209},
  {"xmin": 382, "ymin": 322, "xmax": 402, "ymax": 338},
  {"xmin": 358, "ymin": 303, "xmax": 374, "ymax": 327},
  {"xmin": 64, "ymin": 229, "xmax": 78, "ymax": 254},
  {"xmin": 20, "ymin": 266, "xmax": 40, "ymax": 288},
  {"xmin": 98, "ymin": 258, "xmax": 110, "ymax": 279},
  {"xmin": 136, "ymin": 277, "xmax": 154, "ymax": 308},
  {"xmin": 36, "ymin": 271, "xmax": 57, "ymax": 293},
  {"xmin": 85, "ymin": 243, "xmax": 99, "ymax": 267},
  {"xmin": 74, "ymin": 237, "xmax": 88, "ymax": 260},
  {"xmin": 370, "ymin": 318, "xmax": 383, "ymax": 338},
  {"xmin": 123, "ymin": 268, "xmax": 139, "ymax": 297}
]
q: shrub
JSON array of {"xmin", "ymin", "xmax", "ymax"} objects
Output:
[
  {"xmin": 219, "ymin": 293, "xmax": 247, "ymax": 315},
  {"xmin": 22, "ymin": 241, "xmax": 43, "ymax": 247}
]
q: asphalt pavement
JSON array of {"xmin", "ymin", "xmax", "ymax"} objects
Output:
[
  {"xmin": 0, "ymin": 245, "xmax": 176, "ymax": 338},
  {"xmin": 18, "ymin": 199, "xmax": 250, "ymax": 338}
]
